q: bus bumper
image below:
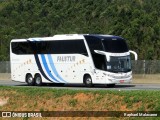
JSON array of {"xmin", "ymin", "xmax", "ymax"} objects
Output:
[{"xmin": 107, "ymin": 76, "xmax": 132, "ymax": 84}]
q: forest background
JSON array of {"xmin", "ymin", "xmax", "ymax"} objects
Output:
[{"xmin": 0, "ymin": 0, "xmax": 160, "ymax": 61}]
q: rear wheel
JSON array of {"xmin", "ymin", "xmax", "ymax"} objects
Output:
[
  {"xmin": 35, "ymin": 74, "xmax": 42, "ymax": 86},
  {"xmin": 26, "ymin": 74, "xmax": 34, "ymax": 86},
  {"xmin": 84, "ymin": 75, "xmax": 93, "ymax": 87}
]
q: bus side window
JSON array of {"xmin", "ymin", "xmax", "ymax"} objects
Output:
[
  {"xmin": 11, "ymin": 42, "xmax": 19, "ymax": 54},
  {"xmin": 85, "ymin": 36, "xmax": 103, "ymax": 53},
  {"xmin": 85, "ymin": 36, "xmax": 106, "ymax": 70},
  {"xmin": 92, "ymin": 53, "xmax": 106, "ymax": 70}
]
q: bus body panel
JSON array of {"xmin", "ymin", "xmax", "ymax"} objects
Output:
[
  {"xmin": 10, "ymin": 34, "xmax": 135, "ymax": 85},
  {"xmin": 11, "ymin": 53, "xmax": 92, "ymax": 84}
]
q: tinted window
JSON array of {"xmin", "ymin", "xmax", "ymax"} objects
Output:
[
  {"xmin": 45, "ymin": 40, "xmax": 87, "ymax": 55},
  {"xmin": 92, "ymin": 54, "xmax": 106, "ymax": 70},
  {"xmin": 11, "ymin": 40, "xmax": 88, "ymax": 55},
  {"xmin": 85, "ymin": 36, "xmax": 106, "ymax": 70},
  {"xmin": 85, "ymin": 36, "xmax": 103, "ymax": 53},
  {"xmin": 102, "ymin": 38, "xmax": 128, "ymax": 53},
  {"xmin": 11, "ymin": 42, "xmax": 33, "ymax": 54}
]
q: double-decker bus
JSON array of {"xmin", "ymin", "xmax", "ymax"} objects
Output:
[{"xmin": 10, "ymin": 34, "xmax": 137, "ymax": 87}]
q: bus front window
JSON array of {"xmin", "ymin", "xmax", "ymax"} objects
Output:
[
  {"xmin": 102, "ymin": 38, "xmax": 128, "ymax": 53},
  {"xmin": 106, "ymin": 55, "xmax": 131, "ymax": 73}
]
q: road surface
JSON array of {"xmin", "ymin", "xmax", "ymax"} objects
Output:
[{"xmin": 0, "ymin": 80, "xmax": 160, "ymax": 90}]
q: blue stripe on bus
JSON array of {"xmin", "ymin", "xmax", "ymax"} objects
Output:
[
  {"xmin": 41, "ymin": 54, "xmax": 59, "ymax": 83},
  {"xmin": 31, "ymin": 39, "xmax": 54, "ymax": 83},
  {"xmin": 32, "ymin": 38, "xmax": 65, "ymax": 83},
  {"xmin": 47, "ymin": 54, "xmax": 66, "ymax": 83},
  {"xmin": 34, "ymin": 54, "xmax": 52, "ymax": 82}
]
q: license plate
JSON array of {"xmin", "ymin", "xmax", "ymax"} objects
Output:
[{"xmin": 120, "ymin": 80, "xmax": 124, "ymax": 83}]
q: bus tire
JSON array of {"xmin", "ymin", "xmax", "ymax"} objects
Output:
[
  {"xmin": 35, "ymin": 74, "xmax": 42, "ymax": 86},
  {"xmin": 84, "ymin": 75, "xmax": 93, "ymax": 87},
  {"xmin": 26, "ymin": 74, "xmax": 34, "ymax": 86}
]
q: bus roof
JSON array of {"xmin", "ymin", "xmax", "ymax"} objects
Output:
[
  {"xmin": 85, "ymin": 34, "xmax": 124, "ymax": 40},
  {"xmin": 11, "ymin": 34, "xmax": 125, "ymax": 42}
]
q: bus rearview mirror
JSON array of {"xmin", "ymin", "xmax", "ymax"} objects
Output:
[{"xmin": 129, "ymin": 50, "xmax": 138, "ymax": 60}]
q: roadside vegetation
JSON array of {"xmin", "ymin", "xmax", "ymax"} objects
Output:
[
  {"xmin": 0, "ymin": 86, "xmax": 160, "ymax": 115},
  {"xmin": 0, "ymin": 0, "xmax": 160, "ymax": 60}
]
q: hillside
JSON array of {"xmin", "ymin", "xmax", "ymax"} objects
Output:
[{"xmin": 0, "ymin": 0, "xmax": 160, "ymax": 60}]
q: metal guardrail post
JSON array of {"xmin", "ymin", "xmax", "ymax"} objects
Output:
[{"xmin": 143, "ymin": 60, "xmax": 146, "ymax": 76}]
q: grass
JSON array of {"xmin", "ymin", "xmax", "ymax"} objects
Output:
[
  {"xmin": 69, "ymin": 99, "xmax": 77, "ymax": 107},
  {"xmin": 0, "ymin": 86, "xmax": 160, "ymax": 119}
]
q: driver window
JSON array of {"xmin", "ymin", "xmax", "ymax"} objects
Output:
[{"xmin": 92, "ymin": 53, "xmax": 106, "ymax": 70}]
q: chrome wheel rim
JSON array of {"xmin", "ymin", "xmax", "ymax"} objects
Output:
[
  {"xmin": 86, "ymin": 78, "xmax": 92, "ymax": 84},
  {"xmin": 36, "ymin": 77, "xmax": 41, "ymax": 84},
  {"xmin": 28, "ymin": 76, "xmax": 33, "ymax": 83}
]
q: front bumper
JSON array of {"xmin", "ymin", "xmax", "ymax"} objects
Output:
[{"xmin": 107, "ymin": 76, "xmax": 132, "ymax": 84}]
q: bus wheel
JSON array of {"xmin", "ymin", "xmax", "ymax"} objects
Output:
[
  {"xmin": 84, "ymin": 75, "xmax": 93, "ymax": 87},
  {"xmin": 26, "ymin": 74, "xmax": 34, "ymax": 86},
  {"xmin": 35, "ymin": 74, "xmax": 42, "ymax": 86}
]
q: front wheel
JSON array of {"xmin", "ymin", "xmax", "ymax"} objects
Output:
[
  {"xmin": 84, "ymin": 75, "xmax": 93, "ymax": 87},
  {"xmin": 35, "ymin": 74, "xmax": 42, "ymax": 86},
  {"xmin": 26, "ymin": 74, "xmax": 34, "ymax": 86}
]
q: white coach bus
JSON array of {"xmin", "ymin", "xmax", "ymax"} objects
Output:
[{"xmin": 10, "ymin": 34, "xmax": 137, "ymax": 87}]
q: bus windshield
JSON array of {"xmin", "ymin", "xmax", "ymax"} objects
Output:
[
  {"xmin": 102, "ymin": 38, "xmax": 128, "ymax": 53},
  {"xmin": 106, "ymin": 55, "xmax": 131, "ymax": 73}
]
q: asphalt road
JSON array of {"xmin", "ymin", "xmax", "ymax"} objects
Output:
[{"xmin": 0, "ymin": 80, "xmax": 160, "ymax": 90}]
